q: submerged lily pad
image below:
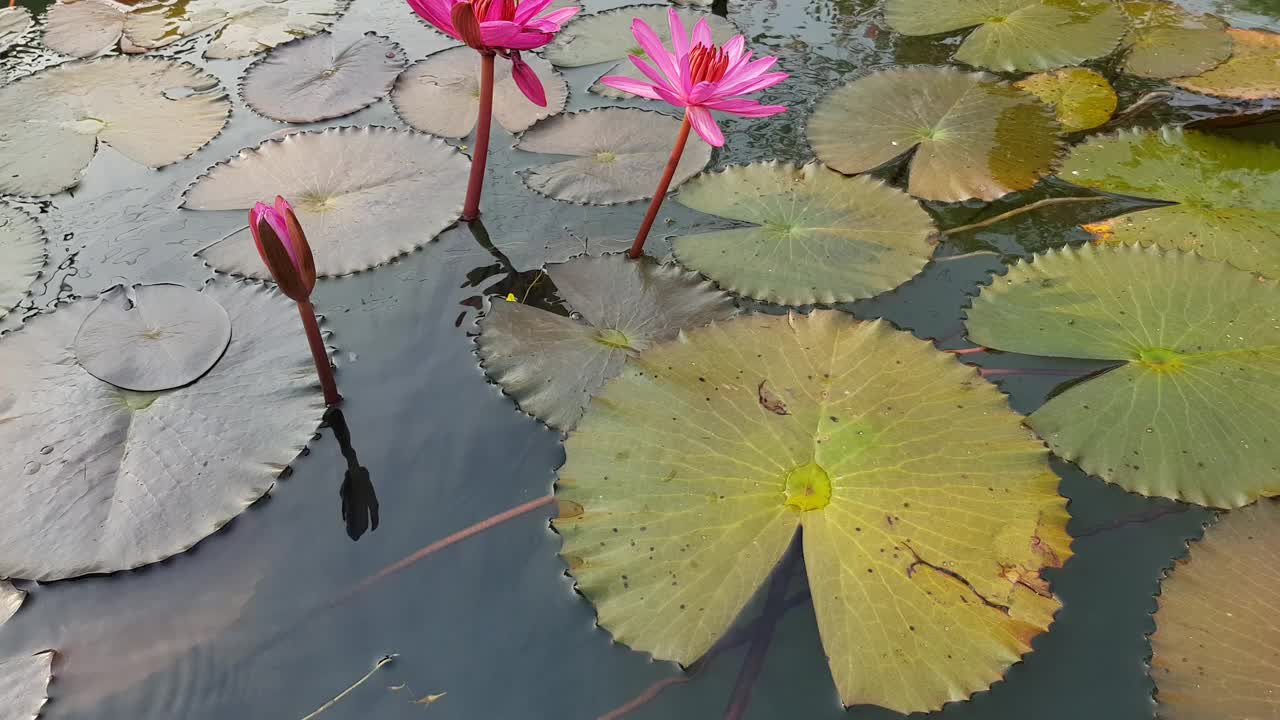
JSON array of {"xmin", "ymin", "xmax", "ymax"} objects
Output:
[
  {"xmin": 42, "ymin": 0, "xmax": 132, "ymax": 57},
  {"xmin": 1117, "ymin": 1, "xmax": 1232, "ymax": 79},
  {"xmin": 1175, "ymin": 28, "xmax": 1280, "ymax": 100},
  {"xmin": 187, "ymin": 126, "xmax": 469, "ymax": 277},
  {"xmin": 883, "ymin": 0, "xmax": 1127, "ymax": 72},
  {"xmin": 672, "ymin": 162, "xmax": 936, "ymax": 305},
  {"xmin": 808, "ymin": 66, "xmax": 1062, "ymax": 202},
  {"xmin": 0, "ymin": 205, "xmax": 45, "ymax": 320},
  {"xmin": 1061, "ymin": 128, "xmax": 1280, "ymax": 277},
  {"xmin": 391, "ymin": 46, "xmax": 566, "ymax": 138},
  {"xmin": 124, "ymin": 0, "xmax": 346, "ymax": 59},
  {"xmin": 0, "ymin": 277, "xmax": 326, "ymax": 580},
  {"xmin": 477, "ymin": 254, "xmax": 736, "ymax": 431},
  {"xmin": 74, "ymin": 284, "xmax": 232, "ymax": 392},
  {"xmin": 0, "ymin": 57, "xmax": 231, "ymax": 197},
  {"xmin": 1015, "ymin": 68, "xmax": 1117, "ymax": 132},
  {"xmin": 0, "ymin": 6, "xmax": 33, "ymax": 53},
  {"xmin": 543, "ymin": 4, "xmax": 737, "ymax": 98},
  {"xmin": 966, "ymin": 244, "xmax": 1280, "ymax": 508},
  {"xmin": 516, "ymin": 108, "xmax": 713, "ymax": 205},
  {"xmin": 0, "ymin": 652, "xmax": 53, "ymax": 720},
  {"xmin": 1, "ymin": 581, "xmax": 22, "ymax": 625},
  {"xmin": 241, "ymin": 32, "xmax": 405, "ymax": 123},
  {"xmin": 1151, "ymin": 501, "xmax": 1280, "ymax": 720},
  {"xmin": 555, "ymin": 311, "xmax": 1070, "ymax": 713}
]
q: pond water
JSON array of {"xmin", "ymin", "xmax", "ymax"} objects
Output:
[{"xmin": 1, "ymin": 0, "xmax": 1277, "ymax": 718}]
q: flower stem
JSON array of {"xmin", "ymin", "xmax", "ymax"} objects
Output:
[
  {"xmin": 298, "ymin": 299, "xmax": 340, "ymax": 407},
  {"xmin": 629, "ymin": 113, "xmax": 693, "ymax": 259},
  {"xmin": 462, "ymin": 52, "xmax": 497, "ymax": 222}
]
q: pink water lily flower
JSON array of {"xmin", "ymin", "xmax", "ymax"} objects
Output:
[{"xmin": 601, "ymin": 9, "xmax": 788, "ymax": 147}]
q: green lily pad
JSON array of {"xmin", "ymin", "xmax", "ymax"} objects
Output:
[
  {"xmin": 1, "ymin": 581, "xmax": 21, "ymax": 626},
  {"xmin": 883, "ymin": 0, "xmax": 1127, "ymax": 72},
  {"xmin": 1015, "ymin": 68, "xmax": 1117, "ymax": 132},
  {"xmin": 1117, "ymin": 1, "xmax": 1232, "ymax": 79},
  {"xmin": 123, "ymin": 0, "xmax": 345, "ymax": 59},
  {"xmin": 966, "ymin": 244, "xmax": 1280, "ymax": 508},
  {"xmin": 0, "ymin": 57, "xmax": 231, "ymax": 197},
  {"xmin": 1175, "ymin": 28, "xmax": 1280, "ymax": 100},
  {"xmin": 241, "ymin": 32, "xmax": 405, "ymax": 123},
  {"xmin": 0, "ymin": 277, "xmax": 326, "ymax": 580},
  {"xmin": 0, "ymin": 205, "xmax": 45, "ymax": 320},
  {"xmin": 515, "ymin": 108, "xmax": 713, "ymax": 205},
  {"xmin": 476, "ymin": 254, "xmax": 736, "ymax": 431},
  {"xmin": 1151, "ymin": 500, "xmax": 1280, "ymax": 720},
  {"xmin": 1060, "ymin": 128, "xmax": 1280, "ymax": 278},
  {"xmin": 808, "ymin": 66, "xmax": 1062, "ymax": 202},
  {"xmin": 555, "ymin": 311, "xmax": 1071, "ymax": 714},
  {"xmin": 543, "ymin": 4, "xmax": 737, "ymax": 98},
  {"xmin": 671, "ymin": 162, "xmax": 937, "ymax": 306},
  {"xmin": 0, "ymin": 6, "xmax": 33, "ymax": 53},
  {"xmin": 0, "ymin": 652, "xmax": 52, "ymax": 720}
]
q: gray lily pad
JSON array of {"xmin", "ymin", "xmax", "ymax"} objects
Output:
[
  {"xmin": 0, "ymin": 652, "xmax": 53, "ymax": 720},
  {"xmin": 476, "ymin": 254, "xmax": 736, "ymax": 431},
  {"xmin": 391, "ymin": 46, "xmax": 567, "ymax": 138},
  {"xmin": 543, "ymin": 4, "xmax": 737, "ymax": 98},
  {"xmin": 0, "ymin": 205, "xmax": 45, "ymax": 320},
  {"xmin": 123, "ymin": 0, "xmax": 346, "ymax": 59},
  {"xmin": 884, "ymin": 0, "xmax": 1127, "ymax": 72},
  {"xmin": 42, "ymin": 0, "xmax": 131, "ymax": 58},
  {"xmin": 1, "ymin": 581, "xmax": 22, "ymax": 626},
  {"xmin": 0, "ymin": 57, "xmax": 231, "ymax": 197},
  {"xmin": 0, "ymin": 6, "xmax": 34, "ymax": 53},
  {"xmin": 1118, "ymin": 0, "xmax": 1232, "ymax": 79},
  {"xmin": 0, "ymin": 277, "xmax": 326, "ymax": 580},
  {"xmin": 516, "ymin": 108, "xmax": 713, "ymax": 205},
  {"xmin": 74, "ymin": 283, "xmax": 232, "ymax": 392},
  {"xmin": 672, "ymin": 162, "xmax": 937, "ymax": 305},
  {"xmin": 808, "ymin": 66, "xmax": 1062, "ymax": 202},
  {"xmin": 241, "ymin": 32, "xmax": 405, "ymax": 123},
  {"xmin": 187, "ymin": 126, "xmax": 470, "ymax": 277}
]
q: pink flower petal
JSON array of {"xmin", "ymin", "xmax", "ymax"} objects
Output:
[
  {"xmin": 667, "ymin": 8, "xmax": 689, "ymax": 59},
  {"xmin": 686, "ymin": 106, "xmax": 724, "ymax": 147},
  {"xmin": 722, "ymin": 35, "xmax": 746, "ymax": 63},
  {"xmin": 629, "ymin": 54, "xmax": 677, "ymax": 92},
  {"xmin": 632, "ymin": 17, "xmax": 680, "ymax": 80},
  {"xmin": 600, "ymin": 75, "xmax": 663, "ymax": 100},
  {"xmin": 513, "ymin": 0, "xmax": 552, "ymax": 23},
  {"xmin": 718, "ymin": 70, "xmax": 788, "ymax": 97},
  {"xmin": 702, "ymin": 98, "xmax": 787, "ymax": 117},
  {"xmin": 722, "ymin": 55, "xmax": 777, "ymax": 87},
  {"xmin": 477, "ymin": 19, "xmax": 521, "ymax": 45},
  {"xmin": 688, "ymin": 81, "xmax": 719, "ymax": 105},
  {"xmin": 691, "ymin": 17, "xmax": 712, "ymax": 48},
  {"xmin": 653, "ymin": 83, "xmax": 688, "ymax": 108},
  {"xmin": 498, "ymin": 30, "xmax": 556, "ymax": 49},
  {"xmin": 407, "ymin": 0, "xmax": 457, "ymax": 37},
  {"xmin": 527, "ymin": 6, "xmax": 578, "ymax": 29},
  {"xmin": 510, "ymin": 52, "xmax": 547, "ymax": 106}
]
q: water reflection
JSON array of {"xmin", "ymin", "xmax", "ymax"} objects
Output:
[{"xmin": 326, "ymin": 407, "xmax": 380, "ymax": 541}]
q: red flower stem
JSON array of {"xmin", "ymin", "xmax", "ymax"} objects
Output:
[
  {"xmin": 462, "ymin": 52, "xmax": 497, "ymax": 221},
  {"xmin": 298, "ymin": 299, "xmax": 340, "ymax": 406},
  {"xmin": 629, "ymin": 112, "xmax": 693, "ymax": 259}
]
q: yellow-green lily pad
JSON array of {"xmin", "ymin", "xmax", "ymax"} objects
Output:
[
  {"xmin": 1174, "ymin": 28, "xmax": 1280, "ymax": 99},
  {"xmin": 1015, "ymin": 68, "xmax": 1117, "ymax": 132},
  {"xmin": 1117, "ymin": 0, "xmax": 1232, "ymax": 79}
]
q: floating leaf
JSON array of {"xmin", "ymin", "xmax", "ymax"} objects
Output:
[
  {"xmin": 0, "ymin": 57, "xmax": 230, "ymax": 197},
  {"xmin": 1015, "ymin": 68, "xmax": 1117, "ymax": 132},
  {"xmin": 808, "ymin": 66, "xmax": 1061, "ymax": 202},
  {"xmin": 1061, "ymin": 128, "xmax": 1280, "ymax": 277},
  {"xmin": 476, "ymin": 254, "xmax": 736, "ymax": 431},
  {"xmin": 0, "ymin": 205, "xmax": 45, "ymax": 320},
  {"xmin": 543, "ymin": 4, "xmax": 737, "ymax": 98},
  {"xmin": 1117, "ymin": 1, "xmax": 1232, "ymax": 79},
  {"xmin": 883, "ymin": 0, "xmax": 1127, "ymax": 72},
  {"xmin": 516, "ymin": 108, "xmax": 713, "ymax": 205},
  {"xmin": 187, "ymin": 126, "xmax": 469, "ymax": 277},
  {"xmin": 241, "ymin": 32, "xmax": 404, "ymax": 123},
  {"xmin": 42, "ymin": 0, "xmax": 132, "ymax": 57},
  {"xmin": 1, "ymin": 581, "xmax": 22, "ymax": 626},
  {"xmin": 1175, "ymin": 28, "xmax": 1280, "ymax": 100},
  {"xmin": 1186, "ymin": 109, "xmax": 1280, "ymax": 146},
  {"xmin": 966, "ymin": 244, "xmax": 1280, "ymax": 509},
  {"xmin": 671, "ymin": 162, "xmax": 936, "ymax": 305},
  {"xmin": 124, "ymin": 0, "xmax": 345, "ymax": 59},
  {"xmin": 0, "ymin": 652, "xmax": 53, "ymax": 720},
  {"xmin": 0, "ymin": 277, "xmax": 326, "ymax": 580},
  {"xmin": 391, "ymin": 45, "xmax": 566, "ymax": 138},
  {"xmin": 1151, "ymin": 500, "xmax": 1280, "ymax": 720},
  {"xmin": 74, "ymin": 284, "xmax": 232, "ymax": 392},
  {"xmin": 555, "ymin": 311, "xmax": 1070, "ymax": 713},
  {"xmin": 0, "ymin": 6, "xmax": 33, "ymax": 53}
]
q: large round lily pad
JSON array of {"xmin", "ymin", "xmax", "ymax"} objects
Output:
[
  {"xmin": 808, "ymin": 66, "xmax": 1062, "ymax": 202},
  {"xmin": 515, "ymin": 108, "xmax": 713, "ymax": 205},
  {"xmin": 883, "ymin": 0, "xmax": 1127, "ymax": 72},
  {"xmin": 0, "ymin": 57, "xmax": 231, "ymax": 197},
  {"xmin": 671, "ymin": 162, "xmax": 937, "ymax": 305},
  {"xmin": 241, "ymin": 32, "xmax": 405, "ymax": 123},
  {"xmin": 392, "ymin": 46, "xmax": 567, "ymax": 139},
  {"xmin": 0, "ymin": 652, "xmax": 53, "ymax": 720},
  {"xmin": 0, "ymin": 6, "xmax": 33, "ymax": 53},
  {"xmin": 42, "ymin": 0, "xmax": 132, "ymax": 57},
  {"xmin": 1151, "ymin": 500, "xmax": 1280, "ymax": 720},
  {"xmin": 123, "ymin": 0, "xmax": 345, "ymax": 59},
  {"xmin": 0, "ymin": 205, "xmax": 45, "ymax": 320},
  {"xmin": 0, "ymin": 277, "xmax": 326, "ymax": 580},
  {"xmin": 543, "ymin": 4, "xmax": 738, "ymax": 98},
  {"xmin": 477, "ymin": 254, "xmax": 736, "ymax": 431},
  {"xmin": 1061, "ymin": 128, "xmax": 1280, "ymax": 278},
  {"xmin": 555, "ymin": 311, "xmax": 1070, "ymax": 713},
  {"xmin": 74, "ymin": 284, "xmax": 232, "ymax": 392},
  {"xmin": 187, "ymin": 126, "xmax": 469, "ymax": 277},
  {"xmin": 1015, "ymin": 68, "xmax": 1117, "ymax": 132},
  {"xmin": 1117, "ymin": 1, "xmax": 1232, "ymax": 79},
  {"xmin": 1174, "ymin": 28, "xmax": 1280, "ymax": 100},
  {"xmin": 966, "ymin": 244, "xmax": 1280, "ymax": 509}
]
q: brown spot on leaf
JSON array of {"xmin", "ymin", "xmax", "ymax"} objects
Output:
[{"xmin": 758, "ymin": 379, "xmax": 790, "ymax": 415}]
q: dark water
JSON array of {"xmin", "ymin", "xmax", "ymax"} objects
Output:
[{"xmin": 3, "ymin": 0, "xmax": 1276, "ymax": 717}]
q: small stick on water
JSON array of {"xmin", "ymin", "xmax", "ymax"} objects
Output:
[
  {"xmin": 939, "ymin": 196, "xmax": 1109, "ymax": 238},
  {"xmin": 630, "ymin": 113, "xmax": 693, "ymax": 259},
  {"xmin": 947, "ymin": 346, "xmax": 988, "ymax": 356},
  {"xmin": 300, "ymin": 654, "xmax": 398, "ymax": 720}
]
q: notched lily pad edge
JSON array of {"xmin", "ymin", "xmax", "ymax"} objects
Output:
[{"xmin": 1, "ymin": 204, "xmax": 49, "ymax": 317}]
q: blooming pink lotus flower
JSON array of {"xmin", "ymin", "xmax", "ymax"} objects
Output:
[{"xmin": 601, "ymin": 9, "xmax": 787, "ymax": 147}]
